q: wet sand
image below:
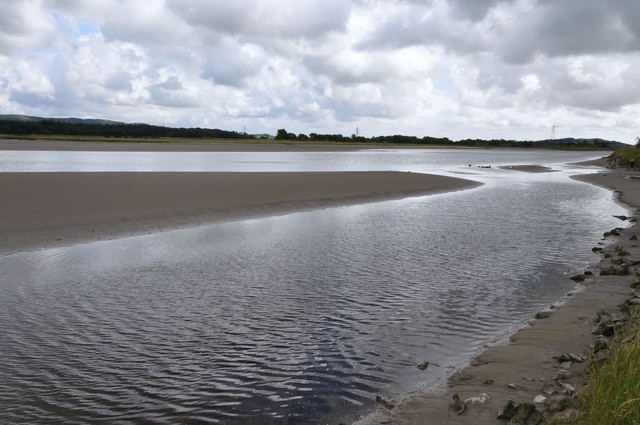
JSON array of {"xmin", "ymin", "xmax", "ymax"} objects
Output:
[
  {"xmin": 0, "ymin": 171, "xmax": 480, "ymax": 255},
  {"xmin": 0, "ymin": 138, "xmax": 460, "ymax": 152},
  {"xmin": 0, "ymin": 138, "xmax": 370, "ymax": 152},
  {"xmin": 356, "ymin": 165, "xmax": 640, "ymax": 424},
  {"xmin": 499, "ymin": 164, "xmax": 555, "ymax": 173}
]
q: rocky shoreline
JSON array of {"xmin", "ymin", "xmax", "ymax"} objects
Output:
[{"xmin": 356, "ymin": 165, "xmax": 640, "ymax": 425}]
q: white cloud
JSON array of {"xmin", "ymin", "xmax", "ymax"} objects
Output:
[{"xmin": 0, "ymin": 0, "xmax": 638, "ymax": 142}]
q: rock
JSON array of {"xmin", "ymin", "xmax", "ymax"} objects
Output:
[
  {"xmin": 542, "ymin": 383, "xmax": 558, "ymax": 396},
  {"xmin": 544, "ymin": 394, "xmax": 574, "ymax": 413},
  {"xmin": 560, "ymin": 361, "xmax": 572, "ymax": 369},
  {"xmin": 603, "ymin": 227, "xmax": 623, "ymax": 238},
  {"xmin": 498, "ymin": 400, "xmax": 516, "ymax": 419},
  {"xmin": 533, "ymin": 395, "xmax": 546, "ymax": 404},
  {"xmin": 570, "ymin": 274, "xmax": 586, "ymax": 283},
  {"xmin": 614, "ymin": 215, "xmax": 629, "ymax": 221},
  {"xmin": 600, "ymin": 264, "xmax": 629, "ymax": 276},
  {"xmin": 550, "ymin": 408, "xmax": 580, "ymax": 422},
  {"xmin": 561, "ymin": 383, "xmax": 576, "ymax": 394},
  {"xmin": 509, "ymin": 403, "xmax": 543, "ymax": 425},
  {"xmin": 416, "ymin": 360, "xmax": 430, "ymax": 370},
  {"xmin": 570, "ymin": 353, "xmax": 584, "ymax": 362},
  {"xmin": 558, "ymin": 352, "xmax": 584, "ymax": 363},
  {"xmin": 554, "ymin": 369, "xmax": 573, "ymax": 380},
  {"xmin": 632, "ymin": 277, "xmax": 640, "ymax": 288},
  {"xmin": 593, "ymin": 339, "xmax": 609, "ymax": 354},
  {"xmin": 535, "ymin": 310, "xmax": 552, "ymax": 319},
  {"xmin": 483, "ymin": 379, "xmax": 495, "ymax": 385},
  {"xmin": 592, "ymin": 312, "xmax": 626, "ymax": 337},
  {"xmin": 584, "ymin": 270, "xmax": 594, "ymax": 276},
  {"xmin": 375, "ymin": 395, "xmax": 395, "ymax": 410},
  {"xmin": 592, "ymin": 247, "xmax": 603, "ymax": 252},
  {"xmin": 451, "ymin": 393, "xmax": 467, "ymax": 415},
  {"xmin": 630, "ymin": 235, "xmax": 638, "ymax": 241},
  {"xmin": 622, "ymin": 297, "xmax": 640, "ymax": 313},
  {"xmin": 465, "ymin": 393, "xmax": 489, "ymax": 405},
  {"xmin": 595, "ymin": 349, "xmax": 611, "ymax": 362},
  {"xmin": 508, "ymin": 383, "xmax": 520, "ymax": 390}
]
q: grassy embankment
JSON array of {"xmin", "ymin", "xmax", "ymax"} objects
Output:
[
  {"xmin": 551, "ymin": 146, "xmax": 640, "ymax": 425},
  {"xmin": 609, "ymin": 146, "xmax": 640, "ymax": 165},
  {"xmin": 550, "ymin": 310, "xmax": 640, "ymax": 425}
]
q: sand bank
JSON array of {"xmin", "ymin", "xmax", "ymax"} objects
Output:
[
  {"xmin": 0, "ymin": 171, "xmax": 480, "ymax": 255},
  {"xmin": 0, "ymin": 138, "xmax": 458, "ymax": 152},
  {"xmin": 498, "ymin": 164, "xmax": 555, "ymax": 173},
  {"xmin": 0, "ymin": 138, "xmax": 372, "ymax": 152},
  {"xmin": 356, "ymin": 167, "xmax": 640, "ymax": 425}
]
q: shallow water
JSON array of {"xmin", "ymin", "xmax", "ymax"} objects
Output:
[
  {"xmin": 0, "ymin": 150, "xmax": 628, "ymax": 424},
  {"xmin": 0, "ymin": 147, "xmax": 606, "ymax": 174}
]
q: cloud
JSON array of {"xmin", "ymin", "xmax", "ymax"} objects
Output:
[
  {"xmin": 200, "ymin": 40, "xmax": 265, "ymax": 87},
  {"xmin": 166, "ymin": 0, "xmax": 350, "ymax": 40},
  {"xmin": 0, "ymin": 0, "xmax": 639, "ymax": 142},
  {"xmin": 0, "ymin": 0, "xmax": 57, "ymax": 54}
]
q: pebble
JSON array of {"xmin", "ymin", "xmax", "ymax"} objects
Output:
[{"xmin": 533, "ymin": 395, "xmax": 547, "ymax": 404}]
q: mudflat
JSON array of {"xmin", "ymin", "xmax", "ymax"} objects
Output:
[{"xmin": 0, "ymin": 171, "xmax": 480, "ymax": 254}]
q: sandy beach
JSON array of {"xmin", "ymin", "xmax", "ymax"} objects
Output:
[
  {"xmin": 356, "ymin": 165, "xmax": 640, "ymax": 424},
  {"xmin": 0, "ymin": 171, "xmax": 480, "ymax": 255}
]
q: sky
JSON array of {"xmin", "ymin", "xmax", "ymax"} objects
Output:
[{"xmin": 0, "ymin": 0, "xmax": 639, "ymax": 142}]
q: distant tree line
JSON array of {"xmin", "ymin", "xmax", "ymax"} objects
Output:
[
  {"xmin": 0, "ymin": 119, "xmax": 246, "ymax": 139},
  {"xmin": 0, "ymin": 118, "xmax": 621, "ymax": 149},
  {"xmin": 275, "ymin": 128, "xmax": 618, "ymax": 149}
]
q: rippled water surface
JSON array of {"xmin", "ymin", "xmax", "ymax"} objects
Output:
[{"xmin": 0, "ymin": 150, "xmax": 628, "ymax": 424}]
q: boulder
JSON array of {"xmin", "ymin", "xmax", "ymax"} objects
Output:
[
  {"xmin": 603, "ymin": 227, "xmax": 623, "ymax": 238},
  {"xmin": 544, "ymin": 395, "xmax": 574, "ymax": 413},
  {"xmin": 375, "ymin": 395, "xmax": 395, "ymax": 410},
  {"xmin": 542, "ymin": 383, "xmax": 558, "ymax": 396},
  {"xmin": 416, "ymin": 360, "xmax": 430, "ymax": 370},
  {"xmin": 533, "ymin": 395, "xmax": 546, "ymax": 404},
  {"xmin": 508, "ymin": 403, "xmax": 543, "ymax": 425},
  {"xmin": 451, "ymin": 393, "xmax": 467, "ymax": 415},
  {"xmin": 497, "ymin": 400, "xmax": 516, "ymax": 420},
  {"xmin": 535, "ymin": 310, "xmax": 552, "ymax": 319},
  {"xmin": 593, "ymin": 339, "xmax": 609, "ymax": 354},
  {"xmin": 557, "ymin": 353, "xmax": 584, "ymax": 363},
  {"xmin": 570, "ymin": 274, "xmax": 586, "ymax": 283}
]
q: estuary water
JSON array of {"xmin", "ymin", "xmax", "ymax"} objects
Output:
[{"xmin": 0, "ymin": 149, "xmax": 628, "ymax": 424}]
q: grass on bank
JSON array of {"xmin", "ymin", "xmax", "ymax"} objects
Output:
[
  {"xmin": 550, "ymin": 310, "xmax": 640, "ymax": 425},
  {"xmin": 610, "ymin": 147, "xmax": 640, "ymax": 164}
]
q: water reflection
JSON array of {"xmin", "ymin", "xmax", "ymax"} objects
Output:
[
  {"xmin": 0, "ymin": 148, "xmax": 605, "ymax": 174},
  {"xmin": 0, "ymin": 172, "xmax": 627, "ymax": 424}
]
